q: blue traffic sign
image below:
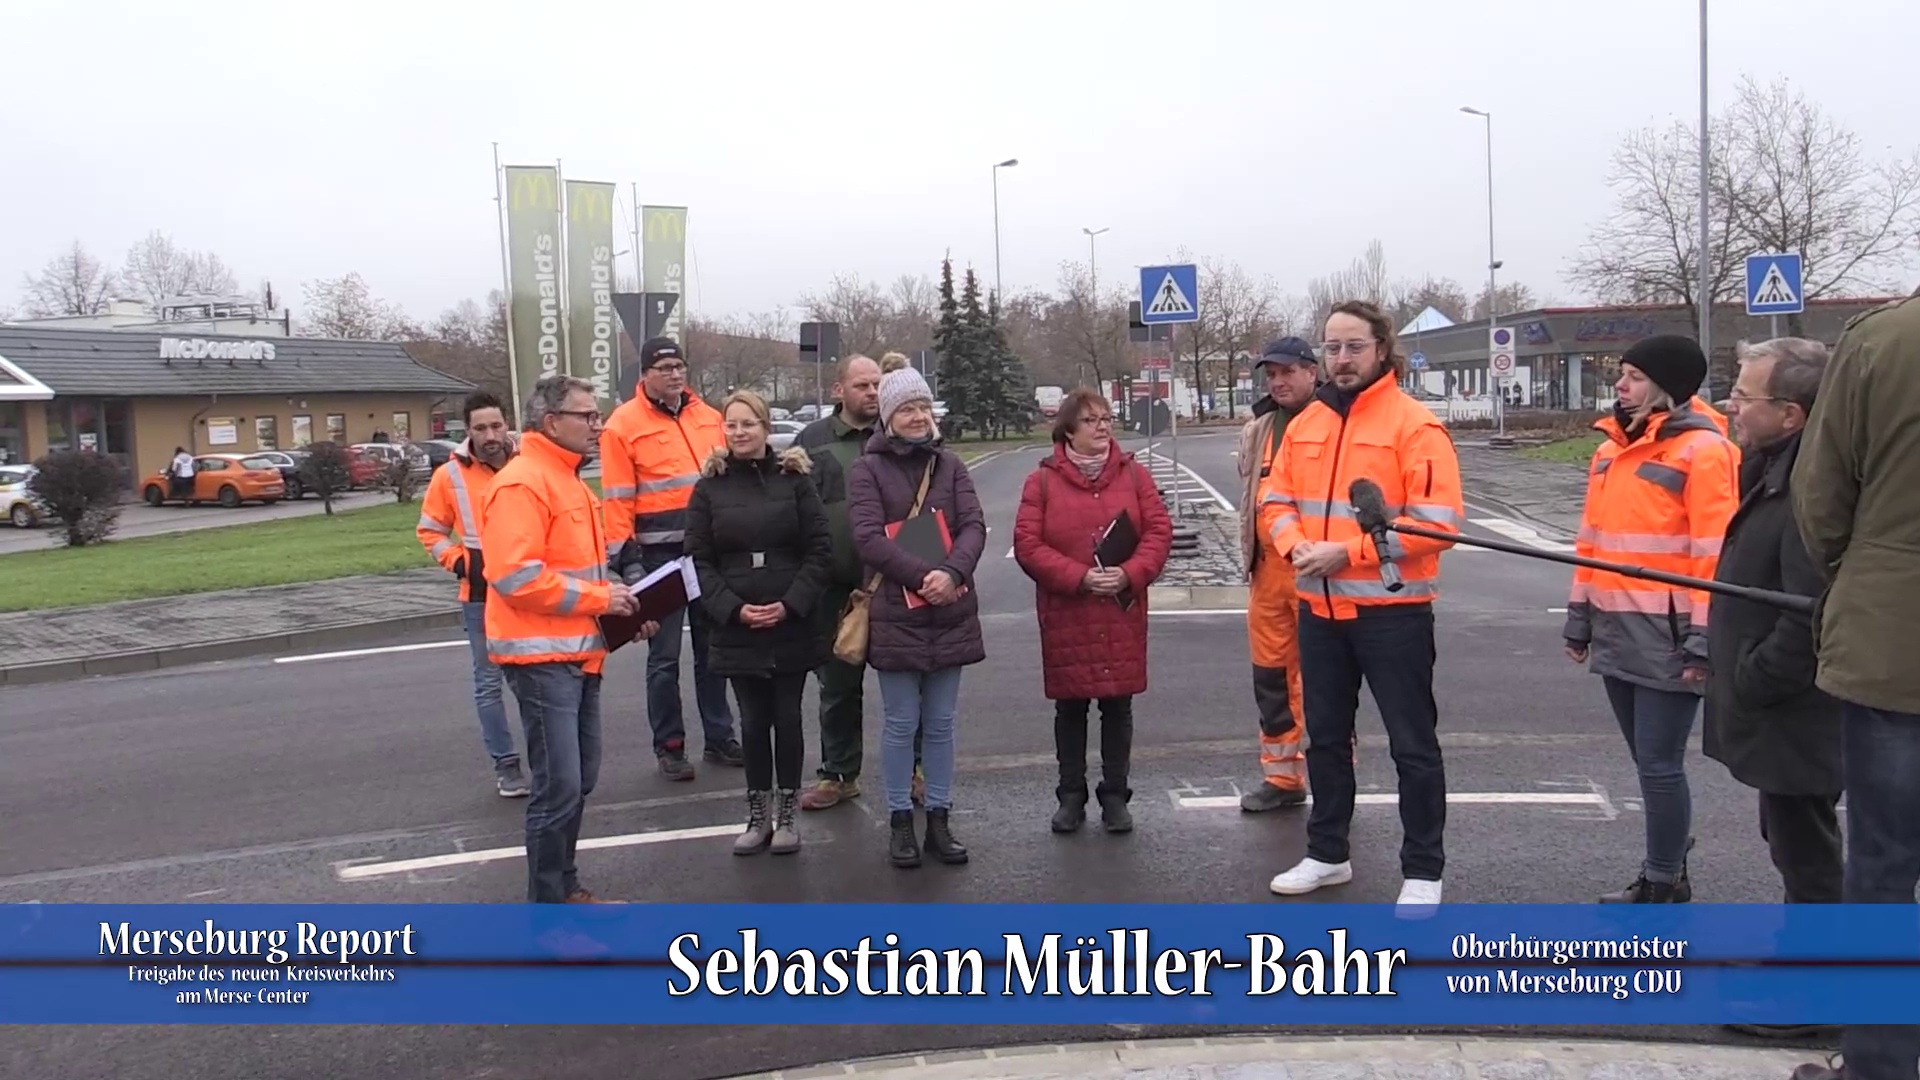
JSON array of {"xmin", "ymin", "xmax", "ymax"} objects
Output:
[
  {"xmin": 1745, "ymin": 252, "xmax": 1804, "ymax": 316},
  {"xmin": 1138, "ymin": 263, "xmax": 1199, "ymax": 325},
  {"xmin": 1409, "ymin": 351, "xmax": 1427, "ymax": 370}
]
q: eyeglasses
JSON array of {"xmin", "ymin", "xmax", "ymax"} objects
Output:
[
  {"xmin": 1320, "ymin": 340, "xmax": 1376, "ymax": 357},
  {"xmin": 1080, "ymin": 415, "xmax": 1114, "ymax": 426},
  {"xmin": 1727, "ymin": 392, "xmax": 1786, "ymax": 405},
  {"xmin": 554, "ymin": 409, "xmax": 603, "ymax": 425},
  {"xmin": 650, "ymin": 362, "xmax": 687, "ymax": 374}
]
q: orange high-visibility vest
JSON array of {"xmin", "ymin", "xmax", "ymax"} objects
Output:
[
  {"xmin": 598, "ymin": 391, "xmax": 724, "ymax": 561},
  {"xmin": 479, "ymin": 431, "xmax": 617, "ymax": 674},
  {"xmin": 416, "ymin": 441, "xmax": 510, "ymax": 604},
  {"xmin": 1257, "ymin": 375, "xmax": 1465, "ymax": 620},
  {"xmin": 1564, "ymin": 401, "xmax": 1740, "ymax": 686}
]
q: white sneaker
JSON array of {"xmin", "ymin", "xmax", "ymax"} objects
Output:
[
  {"xmin": 1396, "ymin": 878, "xmax": 1443, "ymax": 914},
  {"xmin": 1269, "ymin": 858, "xmax": 1353, "ymax": 896}
]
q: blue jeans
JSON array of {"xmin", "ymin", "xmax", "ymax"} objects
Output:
[
  {"xmin": 461, "ymin": 601, "xmax": 516, "ymax": 763},
  {"xmin": 1840, "ymin": 701, "xmax": 1920, "ymax": 1080},
  {"xmin": 502, "ymin": 663, "xmax": 602, "ymax": 903},
  {"xmin": 632, "ymin": 546, "xmax": 736, "ymax": 755},
  {"xmin": 878, "ymin": 667, "xmax": 963, "ymax": 812},
  {"xmin": 1603, "ymin": 676, "xmax": 1699, "ymax": 884}
]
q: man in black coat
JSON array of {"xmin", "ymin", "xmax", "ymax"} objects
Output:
[{"xmin": 1705, "ymin": 337, "xmax": 1843, "ymax": 911}]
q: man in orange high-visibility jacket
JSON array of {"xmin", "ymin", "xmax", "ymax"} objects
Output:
[
  {"xmin": 600, "ymin": 337, "xmax": 740, "ymax": 781},
  {"xmin": 1236, "ymin": 337, "xmax": 1320, "ymax": 813},
  {"xmin": 483, "ymin": 375, "xmax": 658, "ymax": 904},
  {"xmin": 1258, "ymin": 300, "xmax": 1464, "ymax": 911},
  {"xmin": 416, "ymin": 391, "xmax": 529, "ymax": 799}
]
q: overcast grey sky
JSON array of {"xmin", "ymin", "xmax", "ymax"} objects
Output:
[{"xmin": 6, "ymin": 0, "xmax": 1917, "ymax": 325}]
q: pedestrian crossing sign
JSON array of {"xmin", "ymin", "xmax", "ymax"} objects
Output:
[
  {"xmin": 1745, "ymin": 252, "xmax": 1804, "ymax": 316},
  {"xmin": 1139, "ymin": 263, "xmax": 1199, "ymax": 325}
]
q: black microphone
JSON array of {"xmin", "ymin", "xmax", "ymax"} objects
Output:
[{"xmin": 1348, "ymin": 478, "xmax": 1405, "ymax": 593}]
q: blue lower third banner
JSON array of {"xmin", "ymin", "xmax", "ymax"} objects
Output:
[{"xmin": 2, "ymin": 904, "xmax": 1917, "ymax": 1024}]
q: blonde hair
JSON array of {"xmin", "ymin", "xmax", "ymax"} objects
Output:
[
  {"xmin": 880, "ymin": 352, "xmax": 911, "ymax": 374},
  {"xmin": 721, "ymin": 389, "xmax": 770, "ymax": 427}
]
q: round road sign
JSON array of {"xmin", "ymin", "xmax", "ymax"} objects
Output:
[
  {"xmin": 1410, "ymin": 351, "xmax": 1427, "ymax": 369},
  {"xmin": 1491, "ymin": 354, "xmax": 1514, "ymax": 375}
]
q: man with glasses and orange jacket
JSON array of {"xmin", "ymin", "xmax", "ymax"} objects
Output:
[
  {"xmin": 601, "ymin": 337, "xmax": 742, "ymax": 780},
  {"xmin": 483, "ymin": 375, "xmax": 658, "ymax": 904},
  {"xmin": 1258, "ymin": 299, "xmax": 1464, "ymax": 911}
]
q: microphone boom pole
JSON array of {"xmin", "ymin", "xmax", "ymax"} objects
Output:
[{"xmin": 1384, "ymin": 521, "xmax": 1817, "ymax": 615}]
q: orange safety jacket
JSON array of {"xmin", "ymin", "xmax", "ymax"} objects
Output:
[
  {"xmin": 1563, "ymin": 399, "xmax": 1740, "ymax": 693},
  {"xmin": 415, "ymin": 438, "xmax": 514, "ymax": 604},
  {"xmin": 478, "ymin": 431, "xmax": 618, "ymax": 674},
  {"xmin": 598, "ymin": 390, "xmax": 725, "ymax": 563},
  {"xmin": 1257, "ymin": 374, "xmax": 1465, "ymax": 621}
]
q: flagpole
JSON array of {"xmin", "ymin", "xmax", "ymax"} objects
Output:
[
  {"xmin": 556, "ymin": 157, "xmax": 573, "ymax": 383},
  {"xmin": 492, "ymin": 142, "xmax": 523, "ymax": 428}
]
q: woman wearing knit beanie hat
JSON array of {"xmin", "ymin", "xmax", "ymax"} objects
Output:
[
  {"xmin": 845, "ymin": 353, "xmax": 989, "ymax": 868},
  {"xmin": 1561, "ymin": 334, "xmax": 1741, "ymax": 903}
]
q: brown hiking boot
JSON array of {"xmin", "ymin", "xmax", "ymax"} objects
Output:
[
  {"xmin": 564, "ymin": 888, "xmax": 616, "ymax": 904},
  {"xmin": 799, "ymin": 778, "xmax": 860, "ymax": 810}
]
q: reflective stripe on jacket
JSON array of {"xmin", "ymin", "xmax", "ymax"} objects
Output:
[
  {"xmin": 598, "ymin": 391, "xmax": 724, "ymax": 559},
  {"xmin": 1562, "ymin": 400, "xmax": 1740, "ymax": 694},
  {"xmin": 1256, "ymin": 374, "xmax": 1464, "ymax": 620},
  {"xmin": 479, "ymin": 432, "xmax": 616, "ymax": 674},
  {"xmin": 415, "ymin": 440, "xmax": 510, "ymax": 604}
]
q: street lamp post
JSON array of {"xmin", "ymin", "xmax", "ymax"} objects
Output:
[
  {"xmin": 1083, "ymin": 226, "xmax": 1108, "ymax": 385},
  {"xmin": 1697, "ymin": 0, "xmax": 1713, "ymax": 390},
  {"xmin": 1461, "ymin": 106, "xmax": 1505, "ymax": 441},
  {"xmin": 992, "ymin": 158, "xmax": 1018, "ymax": 303}
]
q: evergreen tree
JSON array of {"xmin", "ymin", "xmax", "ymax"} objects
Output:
[
  {"xmin": 983, "ymin": 291, "xmax": 1034, "ymax": 438},
  {"xmin": 940, "ymin": 268, "xmax": 993, "ymax": 440}
]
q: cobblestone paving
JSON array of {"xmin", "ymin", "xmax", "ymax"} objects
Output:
[{"xmin": 1455, "ymin": 446, "xmax": 1587, "ymax": 539}]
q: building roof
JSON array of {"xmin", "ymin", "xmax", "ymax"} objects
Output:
[
  {"xmin": 1399, "ymin": 306, "xmax": 1455, "ymax": 335},
  {"xmin": 0, "ymin": 326, "xmax": 473, "ymax": 398}
]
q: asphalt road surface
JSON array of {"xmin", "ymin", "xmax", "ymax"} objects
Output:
[{"xmin": 0, "ymin": 431, "xmax": 1832, "ymax": 1078}]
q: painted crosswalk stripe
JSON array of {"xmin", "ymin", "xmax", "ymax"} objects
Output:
[
  {"xmin": 1173, "ymin": 791, "xmax": 1608, "ymax": 810},
  {"xmin": 335, "ymin": 824, "xmax": 743, "ymax": 880}
]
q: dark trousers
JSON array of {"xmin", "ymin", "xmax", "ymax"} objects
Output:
[
  {"xmin": 633, "ymin": 545, "xmax": 735, "ymax": 755},
  {"xmin": 1298, "ymin": 603, "xmax": 1446, "ymax": 881},
  {"xmin": 502, "ymin": 663, "xmax": 602, "ymax": 903},
  {"xmin": 1840, "ymin": 701, "xmax": 1920, "ymax": 1080},
  {"xmin": 812, "ymin": 584, "xmax": 917, "ymax": 782},
  {"xmin": 1602, "ymin": 676, "xmax": 1699, "ymax": 884},
  {"xmin": 733, "ymin": 672, "xmax": 808, "ymax": 791},
  {"xmin": 1054, "ymin": 696, "xmax": 1134, "ymax": 796},
  {"xmin": 1757, "ymin": 791, "xmax": 1843, "ymax": 904}
]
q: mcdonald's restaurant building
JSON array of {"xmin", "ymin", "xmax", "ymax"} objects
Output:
[{"xmin": 0, "ymin": 326, "xmax": 473, "ymax": 484}]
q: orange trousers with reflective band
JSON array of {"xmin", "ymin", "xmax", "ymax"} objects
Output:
[{"xmin": 1248, "ymin": 552, "xmax": 1306, "ymax": 792}]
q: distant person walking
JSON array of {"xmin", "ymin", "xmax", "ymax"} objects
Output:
[
  {"xmin": 685, "ymin": 390, "xmax": 835, "ymax": 856},
  {"xmin": 1563, "ymin": 334, "xmax": 1740, "ymax": 904},
  {"xmin": 1013, "ymin": 388, "xmax": 1172, "ymax": 834},
  {"xmin": 168, "ymin": 447, "xmax": 194, "ymax": 498},
  {"xmin": 847, "ymin": 354, "xmax": 987, "ymax": 869},
  {"xmin": 415, "ymin": 392, "xmax": 529, "ymax": 798},
  {"xmin": 480, "ymin": 376, "xmax": 658, "ymax": 903}
]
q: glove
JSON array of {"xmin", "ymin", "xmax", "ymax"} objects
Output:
[{"xmin": 452, "ymin": 556, "xmax": 466, "ymax": 577}]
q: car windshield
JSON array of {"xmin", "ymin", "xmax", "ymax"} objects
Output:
[
  {"xmin": 239, "ymin": 457, "xmax": 278, "ymax": 470},
  {"xmin": 0, "ymin": 467, "xmax": 29, "ymax": 486}
]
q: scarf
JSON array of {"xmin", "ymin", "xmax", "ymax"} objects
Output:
[{"xmin": 1065, "ymin": 444, "xmax": 1106, "ymax": 481}]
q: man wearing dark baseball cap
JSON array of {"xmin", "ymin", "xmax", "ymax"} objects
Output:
[{"xmin": 1236, "ymin": 336, "xmax": 1321, "ymax": 812}]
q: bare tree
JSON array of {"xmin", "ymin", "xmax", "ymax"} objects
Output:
[
  {"xmin": 685, "ymin": 311, "xmax": 792, "ymax": 402},
  {"xmin": 1306, "ymin": 240, "xmax": 1394, "ymax": 322},
  {"xmin": 796, "ymin": 273, "xmax": 891, "ymax": 359},
  {"xmin": 299, "ymin": 272, "xmax": 414, "ymax": 340},
  {"xmin": 121, "ymin": 230, "xmax": 238, "ymax": 305},
  {"xmin": 409, "ymin": 291, "xmax": 511, "ymax": 405},
  {"xmin": 882, "ymin": 273, "xmax": 938, "ymax": 352},
  {"xmin": 20, "ymin": 241, "xmax": 117, "ymax": 317},
  {"xmin": 1043, "ymin": 261, "xmax": 1129, "ymax": 388},
  {"xmin": 1471, "ymin": 282, "xmax": 1539, "ymax": 321},
  {"xmin": 1388, "ymin": 275, "xmax": 1473, "ymax": 329},
  {"xmin": 1189, "ymin": 257, "xmax": 1281, "ymax": 408}
]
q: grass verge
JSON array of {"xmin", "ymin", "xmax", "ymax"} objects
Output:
[
  {"xmin": 0, "ymin": 501, "xmax": 433, "ymax": 612},
  {"xmin": 1519, "ymin": 433, "xmax": 1604, "ymax": 464}
]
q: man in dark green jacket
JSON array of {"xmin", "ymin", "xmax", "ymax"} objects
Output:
[
  {"xmin": 1788, "ymin": 288, "xmax": 1920, "ymax": 1080},
  {"xmin": 794, "ymin": 353, "xmax": 920, "ymax": 810}
]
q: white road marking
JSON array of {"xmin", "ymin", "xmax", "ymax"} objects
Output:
[
  {"xmin": 1548, "ymin": 606, "xmax": 1568, "ymax": 613},
  {"xmin": 1005, "ymin": 545, "xmax": 1015, "ymax": 559},
  {"xmin": 1173, "ymin": 791, "xmax": 1610, "ymax": 810},
  {"xmin": 1139, "ymin": 449, "xmax": 1236, "ymax": 512},
  {"xmin": 275, "ymin": 640, "xmax": 467, "ymax": 664},
  {"xmin": 335, "ymin": 824, "xmax": 742, "ymax": 880},
  {"xmin": 1150, "ymin": 609, "xmax": 1248, "ymax": 616},
  {"xmin": 1469, "ymin": 516, "xmax": 1576, "ymax": 552}
]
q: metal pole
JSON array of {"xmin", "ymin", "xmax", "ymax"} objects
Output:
[
  {"xmin": 1170, "ymin": 335, "xmax": 1182, "ymax": 519},
  {"xmin": 630, "ymin": 182, "xmax": 642, "ymax": 287},
  {"xmin": 1770, "ymin": 314, "xmax": 1780, "ymax": 340},
  {"xmin": 1697, "ymin": 0, "xmax": 1714, "ymax": 391},
  {"xmin": 1483, "ymin": 112, "xmax": 1504, "ymax": 440},
  {"xmin": 555, "ymin": 157, "xmax": 571, "ymax": 383},
  {"xmin": 492, "ymin": 142, "xmax": 522, "ymax": 428},
  {"xmin": 992, "ymin": 167, "xmax": 1002, "ymax": 303}
]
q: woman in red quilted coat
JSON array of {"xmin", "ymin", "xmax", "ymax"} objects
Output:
[{"xmin": 1013, "ymin": 389, "xmax": 1173, "ymax": 835}]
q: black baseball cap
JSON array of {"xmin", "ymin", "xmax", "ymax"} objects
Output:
[
  {"xmin": 1255, "ymin": 336, "xmax": 1317, "ymax": 369},
  {"xmin": 640, "ymin": 337, "xmax": 683, "ymax": 370}
]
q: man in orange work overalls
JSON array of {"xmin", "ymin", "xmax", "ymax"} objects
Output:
[{"xmin": 1236, "ymin": 338, "xmax": 1320, "ymax": 812}]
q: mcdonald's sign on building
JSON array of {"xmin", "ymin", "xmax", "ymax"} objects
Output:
[
  {"xmin": 564, "ymin": 180, "xmax": 619, "ymax": 411},
  {"xmin": 501, "ymin": 165, "xmax": 563, "ymax": 413},
  {"xmin": 640, "ymin": 206, "xmax": 688, "ymax": 346}
]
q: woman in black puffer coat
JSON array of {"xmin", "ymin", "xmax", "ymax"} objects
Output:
[{"xmin": 685, "ymin": 389, "xmax": 834, "ymax": 857}]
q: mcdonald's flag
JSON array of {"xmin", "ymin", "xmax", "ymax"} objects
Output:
[
  {"xmin": 564, "ymin": 180, "xmax": 619, "ymax": 411},
  {"xmin": 640, "ymin": 205, "xmax": 688, "ymax": 345},
  {"xmin": 502, "ymin": 165, "xmax": 564, "ymax": 412}
]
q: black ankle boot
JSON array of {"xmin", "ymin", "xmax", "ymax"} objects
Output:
[
  {"xmin": 923, "ymin": 808, "xmax": 969, "ymax": 864},
  {"xmin": 1051, "ymin": 787, "xmax": 1088, "ymax": 833},
  {"xmin": 1096, "ymin": 783, "xmax": 1133, "ymax": 834},
  {"xmin": 888, "ymin": 809, "xmax": 921, "ymax": 868},
  {"xmin": 1599, "ymin": 874, "xmax": 1682, "ymax": 903}
]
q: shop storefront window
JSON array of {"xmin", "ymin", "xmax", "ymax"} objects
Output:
[
  {"xmin": 326, "ymin": 414, "xmax": 346, "ymax": 442},
  {"xmin": 255, "ymin": 416, "xmax": 278, "ymax": 450},
  {"xmin": 291, "ymin": 415, "xmax": 313, "ymax": 447},
  {"xmin": 0, "ymin": 402, "xmax": 23, "ymax": 465}
]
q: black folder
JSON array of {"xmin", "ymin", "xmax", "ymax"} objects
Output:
[
  {"xmin": 600, "ymin": 557, "xmax": 699, "ymax": 653},
  {"xmin": 1094, "ymin": 511, "xmax": 1141, "ymax": 610}
]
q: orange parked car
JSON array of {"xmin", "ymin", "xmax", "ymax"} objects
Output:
[{"xmin": 140, "ymin": 454, "xmax": 286, "ymax": 508}]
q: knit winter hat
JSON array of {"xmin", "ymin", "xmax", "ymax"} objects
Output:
[
  {"xmin": 1620, "ymin": 334, "xmax": 1708, "ymax": 403},
  {"xmin": 877, "ymin": 353, "xmax": 934, "ymax": 431}
]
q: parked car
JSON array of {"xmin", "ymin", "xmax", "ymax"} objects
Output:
[
  {"xmin": 418, "ymin": 439, "xmax": 461, "ymax": 471},
  {"xmin": 230, "ymin": 450, "xmax": 310, "ymax": 499},
  {"xmin": 140, "ymin": 455, "xmax": 285, "ymax": 508},
  {"xmin": 768, "ymin": 420, "xmax": 805, "ymax": 451},
  {"xmin": 350, "ymin": 441, "xmax": 431, "ymax": 488},
  {"xmin": 0, "ymin": 464, "xmax": 50, "ymax": 528}
]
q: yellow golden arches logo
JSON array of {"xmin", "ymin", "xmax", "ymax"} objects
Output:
[
  {"xmin": 567, "ymin": 182, "xmax": 614, "ymax": 224},
  {"xmin": 642, "ymin": 206, "xmax": 687, "ymax": 245},
  {"xmin": 506, "ymin": 167, "xmax": 558, "ymax": 212}
]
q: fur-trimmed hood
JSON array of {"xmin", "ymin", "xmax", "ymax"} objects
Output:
[{"xmin": 701, "ymin": 444, "xmax": 814, "ymax": 478}]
